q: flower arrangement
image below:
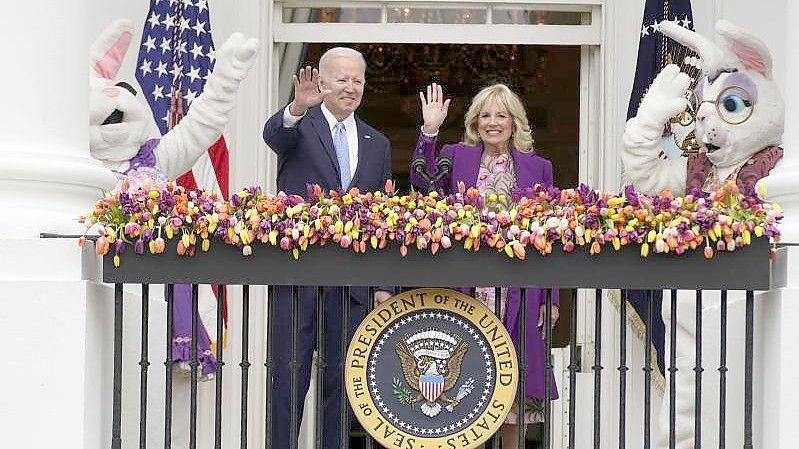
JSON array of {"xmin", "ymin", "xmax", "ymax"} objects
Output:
[{"xmin": 80, "ymin": 178, "xmax": 782, "ymax": 267}]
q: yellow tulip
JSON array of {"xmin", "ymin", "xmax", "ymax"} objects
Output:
[
  {"xmin": 504, "ymin": 243, "xmax": 515, "ymax": 258},
  {"xmin": 470, "ymin": 225, "xmax": 481, "ymax": 238}
]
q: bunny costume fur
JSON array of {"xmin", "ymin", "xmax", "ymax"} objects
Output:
[{"xmin": 623, "ymin": 20, "xmax": 784, "ymax": 448}]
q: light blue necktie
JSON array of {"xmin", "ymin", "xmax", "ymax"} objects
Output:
[{"xmin": 333, "ymin": 121, "xmax": 351, "ymax": 189}]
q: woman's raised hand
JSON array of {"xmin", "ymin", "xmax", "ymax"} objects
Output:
[{"xmin": 419, "ymin": 83, "xmax": 451, "ymax": 135}]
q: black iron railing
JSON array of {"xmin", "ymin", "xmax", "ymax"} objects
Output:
[{"xmin": 100, "ymin": 238, "xmax": 785, "ymax": 449}]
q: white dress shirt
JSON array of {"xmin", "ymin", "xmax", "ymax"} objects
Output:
[{"xmin": 282, "ymin": 103, "xmax": 359, "ymax": 175}]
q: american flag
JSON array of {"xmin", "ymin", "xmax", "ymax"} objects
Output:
[
  {"xmin": 135, "ymin": 0, "xmax": 228, "ymax": 343},
  {"xmin": 135, "ymin": 0, "xmax": 229, "ymax": 199}
]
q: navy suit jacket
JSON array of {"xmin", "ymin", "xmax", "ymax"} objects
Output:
[{"xmin": 263, "ymin": 106, "xmax": 392, "ymax": 195}]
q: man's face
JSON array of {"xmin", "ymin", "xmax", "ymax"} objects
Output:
[{"xmin": 319, "ymin": 56, "xmax": 365, "ymax": 119}]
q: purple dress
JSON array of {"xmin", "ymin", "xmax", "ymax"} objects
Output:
[
  {"xmin": 116, "ymin": 139, "xmax": 217, "ymax": 378},
  {"xmin": 410, "ymin": 133, "xmax": 560, "ymax": 414}
]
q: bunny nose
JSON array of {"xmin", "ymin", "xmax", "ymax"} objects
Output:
[{"xmin": 103, "ymin": 87, "xmax": 120, "ymax": 98}]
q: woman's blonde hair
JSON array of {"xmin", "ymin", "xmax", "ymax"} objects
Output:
[{"xmin": 462, "ymin": 84, "xmax": 535, "ymax": 153}]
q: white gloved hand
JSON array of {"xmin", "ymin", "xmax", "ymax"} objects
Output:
[{"xmin": 635, "ymin": 64, "xmax": 691, "ymax": 136}]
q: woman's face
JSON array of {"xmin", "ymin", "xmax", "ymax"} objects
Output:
[{"xmin": 476, "ymin": 99, "xmax": 513, "ymax": 150}]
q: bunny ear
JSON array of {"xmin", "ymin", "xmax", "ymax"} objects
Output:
[
  {"xmin": 658, "ymin": 20, "xmax": 731, "ymax": 79},
  {"xmin": 90, "ymin": 19, "xmax": 134, "ymax": 80},
  {"xmin": 715, "ymin": 20, "xmax": 773, "ymax": 79}
]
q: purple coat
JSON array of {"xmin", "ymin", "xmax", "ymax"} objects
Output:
[{"xmin": 411, "ymin": 133, "xmax": 560, "ymax": 400}]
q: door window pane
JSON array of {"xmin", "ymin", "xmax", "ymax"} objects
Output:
[
  {"xmin": 282, "ymin": 7, "xmax": 382, "ymax": 23},
  {"xmin": 387, "ymin": 7, "xmax": 487, "ymax": 24},
  {"xmin": 492, "ymin": 8, "xmax": 589, "ymax": 25}
]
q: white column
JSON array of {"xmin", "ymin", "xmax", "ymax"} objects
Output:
[
  {"xmin": 757, "ymin": 8, "xmax": 799, "ymax": 443},
  {"xmin": 0, "ymin": 1, "xmax": 115, "ymax": 238},
  {"xmin": 756, "ymin": 0, "xmax": 799, "ymax": 243}
]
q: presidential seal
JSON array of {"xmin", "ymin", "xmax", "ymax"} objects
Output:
[{"xmin": 345, "ymin": 288, "xmax": 518, "ymax": 449}]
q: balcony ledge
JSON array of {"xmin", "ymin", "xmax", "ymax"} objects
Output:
[{"xmin": 101, "ymin": 237, "xmax": 785, "ymax": 290}]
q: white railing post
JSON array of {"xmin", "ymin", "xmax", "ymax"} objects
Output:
[{"xmin": 758, "ymin": 246, "xmax": 799, "ymax": 449}]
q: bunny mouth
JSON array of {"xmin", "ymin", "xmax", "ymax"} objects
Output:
[
  {"xmin": 704, "ymin": 143, "xmax": 721, "ymax": 153},
  {"xmin": 102, "ymin": 109, "xmax": 124, "ymax": 125}
]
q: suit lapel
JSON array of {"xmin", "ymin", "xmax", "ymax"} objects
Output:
[
  {"xmin": 348, "ymin": 117, "xmax": 370, "ymax": 188},
  {"xmin": 307, "ymin": 107, "xmax": 340, "ymax": 178}
]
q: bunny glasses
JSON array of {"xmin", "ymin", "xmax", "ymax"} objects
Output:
[{"xmin": 677, "ymin": 85, "xmax": 755, "ymax": 126}]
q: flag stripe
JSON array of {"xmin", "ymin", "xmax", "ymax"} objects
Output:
[{"xmin": 136, "ymin": 0, "xmax": 229, "ymax": 340}]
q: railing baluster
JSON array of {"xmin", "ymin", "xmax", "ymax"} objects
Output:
[
  {"xmin": 593, "ymin": 289, "xmax": 602, "ymax": 449},
  {"xmin": 518, "ymin": 288, "xmax": 528, "ymax": 449},
  {"xmin": 164, "ymin": 284, "xmax": 175, "ymax": 449},
  {"xmin": 265, "ymin": 285, "xmax": 276, "ymax": 449},
  {"xmin": 139, "ymin": 284, "xmax": 150, "ymax": 449},
  {"xmin": 694, "ymin": 290, "xmax": 703, "ymax": 449},
  {"xmin": 719, "ymin": 290, "xmax": 728, "ymax": 449},
  {"xmin": 568, "ymin": 289, "xmax": 578, "ymax": 449},
  {"xmin": 340, "ymin": 286, "xmax": 351, "ymax": 449},
  {"xmin": 290, "ymin": 285, "xmax": 300, "ymax": 449},
  {"xmin": 190, "ymin": 284, "xmax": 199, "ymax": 449},
  {"xmin": 644, "ymin": 290, "xmax": 654, "ymax": 449},
  {"xmin": 315, "ymin": 287, "xmax": 326, "ymax": 449},
  {"xmin": 744, "ymin": 290, "xmax": 754, "ymax": 449},
  {"xmin": 493, "ymin": 287, "xmax": 502, "ymax": 449},
  {"xmin": 669, "ymin": 289, "xmax": 677, "ymax": 449},
  {"xmin": 619, "ymin": 290, "xmax": 628, "ymax": 449},
  {"xmin": 239, "ymin": 286, "xmax": 249, "ymax": 449},
  {"xmin": 364, "ymin": 287, "xmax": 376, "ymax": 449},
  {"xmin": 216, "ymin": 285, "xmax": 226, "ymax": 449},
  {"xmin": 544, "ymin": 288, "xmax": 553, "ymax": 449},
  {"xmin": 112, "ymin": 283, "xmax": 124, "ymax": 449}
]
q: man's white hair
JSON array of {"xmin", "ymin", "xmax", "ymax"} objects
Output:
[{"xmin": 318, "ymin": 47, "xmax": 367, "ymax": 77}]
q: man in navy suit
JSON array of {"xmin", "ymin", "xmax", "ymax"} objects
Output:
[{"xmin": 262, "ymin": 47, "xmax": 392, "ymax": 448}]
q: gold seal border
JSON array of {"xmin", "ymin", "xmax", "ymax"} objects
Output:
[{"xmin": 345, "ymin": 288, "xmax": 519, "ymax": 449}]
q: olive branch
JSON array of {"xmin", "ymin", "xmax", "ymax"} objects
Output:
[{"xmin": 392, "ymin": 378, "xmax": 416, "ymax": 407}]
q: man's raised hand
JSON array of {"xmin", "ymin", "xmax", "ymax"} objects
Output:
[{"xmin": 289, "ymin": 66, "xmax": 332, "ymax": 116}]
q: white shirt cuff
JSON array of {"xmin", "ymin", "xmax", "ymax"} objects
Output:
[
  {"xmin": 421, "ymin": 125, "xmax": 439, "ymax": 138},
  {"xmin": 282, "ymin": 104, "xmax": 306, "ymax": 128}
]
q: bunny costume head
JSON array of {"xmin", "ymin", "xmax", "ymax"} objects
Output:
[
  {"xmin": 89, "ymin": 20, "xmax": 152, "ymax": 164},
  {"xmin": 87, "ymin": 19, "xmax": 258, "ymax": 190},
  {"xmin": 664, "ymin": 20, "xmax": 784, "ymax": 169},
  {"xmin": 623, "ymin": 20, "xmax": 784, "ymax": 197}
]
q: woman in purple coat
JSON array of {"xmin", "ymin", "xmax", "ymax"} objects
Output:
[{"xmin": 411, "ymin": 83, "xmax": 560, "ymax": 448}]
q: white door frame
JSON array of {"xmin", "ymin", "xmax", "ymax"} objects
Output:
[{"xmin": 257, "ymin": 2, "xmax": 609, "ymax": 446}]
